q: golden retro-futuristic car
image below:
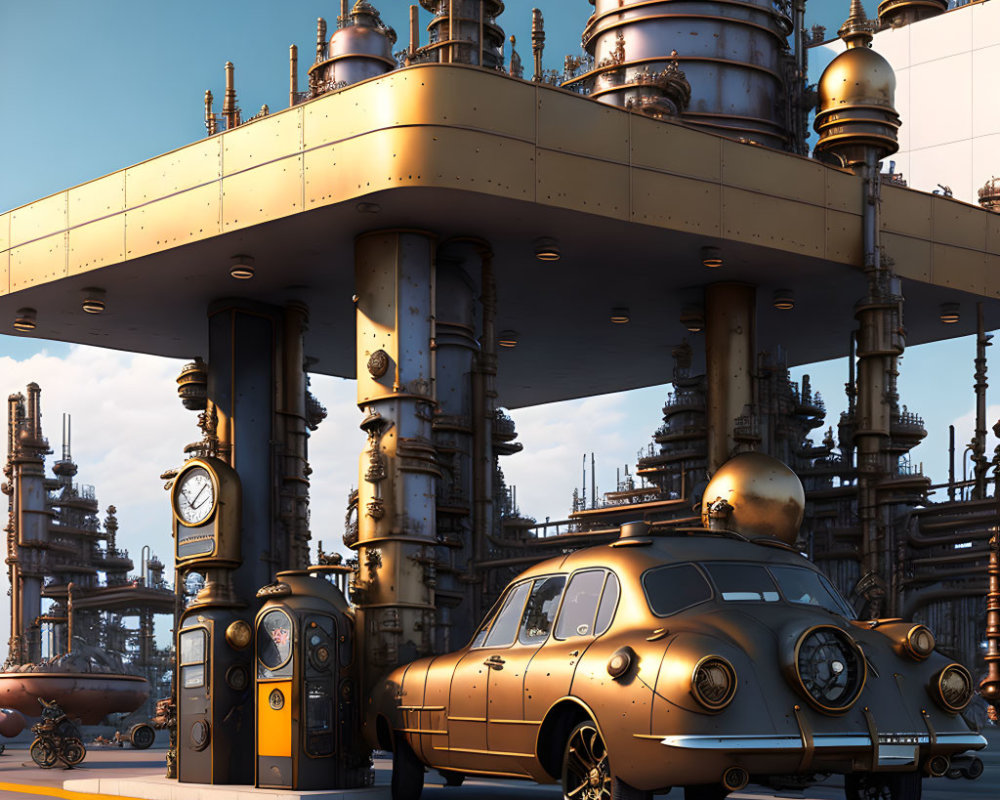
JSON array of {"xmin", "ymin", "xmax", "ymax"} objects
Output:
[{"xmin": 368, "ymin": 454, "xmax": 987, "ymax": 800}]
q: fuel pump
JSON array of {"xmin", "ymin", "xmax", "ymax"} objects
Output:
[
  {"xmin": 172, "ymin": 457, "xmax": 253, "ymax": 784},
  {"xmin": 255, "ymin": 566, "xmax": 368, "ymax": 789}
]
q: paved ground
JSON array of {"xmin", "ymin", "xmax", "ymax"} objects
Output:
[{"xmin": 0, "ymin": 732, "xmax": 993, "ymax": 800}]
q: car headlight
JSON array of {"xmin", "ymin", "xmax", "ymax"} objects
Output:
[
  {"xmin": 792, "ymin": 626, "xmax": 866, "ymax": 714},
  {"xmin": 931, "ymin": 664, "xmax": 974, "ymax": 713},
  {"xmin": 690, "ymin": 656, "xmax": 737, "ymax": 711},
  {"xmin": 904, "ymin": 625, "xmax": 935, "ymax": 661}
]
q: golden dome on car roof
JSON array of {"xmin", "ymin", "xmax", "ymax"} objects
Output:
[{"xmin": 701, "ymin": 452, "xmax": 805, "ymax": 545}]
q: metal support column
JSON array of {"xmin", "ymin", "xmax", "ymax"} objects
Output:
[
  {"xmin": 705, "ymin": 283, "xmax": 757, "ymax": 473},
  {"xmin": 354, "ymin": 231, "xmax": 439, "ymax": 685}
]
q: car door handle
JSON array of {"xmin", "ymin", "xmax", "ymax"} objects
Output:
[{"xmin": 484, "ymin": 656, "xmax": 505, "ymax": 669}]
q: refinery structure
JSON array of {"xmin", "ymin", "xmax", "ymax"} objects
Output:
[
  {"xmin": 2, "ymin": 0, "xmax": 1000, "ymax": 790},
  {"xmin": 3, "ymin": 383, "xmax": 174, "ymax": 723}
]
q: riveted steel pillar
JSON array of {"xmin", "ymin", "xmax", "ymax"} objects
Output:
[
  {"xmin": 433, "ymin": 240, "xmax": 483, "ymax": 651},
  {"xmin": 354, "ymin": 231, "xmax": 439, "ymax": 684},
  {"xmin": 207, "ymin": 301, "xmax": 282, "ymax": 599},
  {"xmin": 177, "ymin": 300, "xmax": 313, "ymax": 785},
  {"xmin": 705, "ymin": 284, "xmax": 757, "ymax": 473}
]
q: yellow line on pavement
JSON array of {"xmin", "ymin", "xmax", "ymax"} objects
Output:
[{"xmin": 0, "ymin": 781, "xmax": 144, "ymax": 800}]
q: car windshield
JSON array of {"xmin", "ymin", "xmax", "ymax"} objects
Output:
[
  {"xmin": 769, "ymin": 565, "xmax": 855, "ymax": 618},
  {"xmin": 704, "ymin": 563, "xmax": 780, "ymax": 602}
]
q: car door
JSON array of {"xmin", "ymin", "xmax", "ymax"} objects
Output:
[
  {"xmin": 447, "ymin": 580, "xmax": 531, "ymax": 774},
  {"xmin": 486, "ymin": 575, "xmax": 567, "ymax": 771},
  {"xmin": 524, "ymin": 569, "xmax": 621, "ymax": 726}
]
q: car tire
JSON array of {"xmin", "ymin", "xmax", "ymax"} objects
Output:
[
  {"xmin": 439, "ymin": 769, "xmax": 465, "ymax": 787},
  {"xmin": 391, "ymin": 731, "xmax": 425, "ymax": 800},
  {"xmin": 562, "ymin": 720, "xmax": 612, "ymax": 799},
  {"xmin": 844, "ymin": 771, "xmax": 923, "ymax": 800},
  {"xmin": 683, "ymin": 785, "xmax": 730, "ymax": 800},
  {"xmin": 128, "ymin": 723, "xmax": 156, "ymax": 750},
  {"xmin": 612, "ymin": 776, "xmax": 652, "ymax": 800}
]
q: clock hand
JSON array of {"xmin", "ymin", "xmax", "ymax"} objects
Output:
[{"xmin": 190, "ymin": 483, "xmax": 208, "ymax": 506}]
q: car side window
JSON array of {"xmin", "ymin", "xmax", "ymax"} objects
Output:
[
  {"xmin": 480, "ymin": 582, "xmax": 531, "ymax": 648},
  {"xmin": 518, "ymin": 576, "xmax": 566, "ymax": 645},
  {"xmin": 643, "ymin": 563, "xmax": 713, "ymax": 616},
  {"xmin": 554, "ymin": 570, "xmax": 607, "ymax": 640},
  {"xmin": 594, "ymin": 571, "xmax": 620, "ymax": 635}
]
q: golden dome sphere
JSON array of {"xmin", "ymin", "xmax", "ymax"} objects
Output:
[
  {"xmin": 701, "ymin": 452, "xmax": 805, "ymax": 544},
  {"xmin": 814, "ymin": 2, "xmax": 900, "ymax": 168}
]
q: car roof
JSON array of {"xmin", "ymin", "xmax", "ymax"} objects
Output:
[{"xmin": 511, "ymin": 531, "xmax": 818, "ymax": 583}]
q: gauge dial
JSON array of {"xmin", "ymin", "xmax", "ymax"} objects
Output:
[{"xmin": 174, "ymin": 467, "xmax": 216, "ymax": 525}]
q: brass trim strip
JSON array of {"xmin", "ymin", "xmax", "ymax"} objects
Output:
[
  {"xmin": 447, "ymin": 716, "xmax": 487, "ymax": 722},
  {"xmin": 400, "ymin": 728, "xmax": 448, "ymax": 735},
  {"xmin": 490, "ymin": 719, "xmax": 542, "ymax": 726},
  {"xmin": 921, "ymin": 709, "xmax": 937, "ymax": 747},
  {"xmin": 438, "ymin": 746, "xmax": 536, "ymax": 758},
  {"xmin": 863, "ymin": 706, "xmax": 880, "ymax": 772},
  {"xmin": 399, "ymin": 705, "xmax": 445, "ymax": 711},
  {"xmin": 792, "ymin": 704, "xmax": 815, "ymax": 773},
  {"xmin": 425, "ymin": 757, "xmax": 529, "ymax": 779},
  {"xmin": 633, "ymin": 734, "xmax": 665, "ymax": 740}
]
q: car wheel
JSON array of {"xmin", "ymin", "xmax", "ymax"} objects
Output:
[
  {"xmin": 439, "ymin": 769, "xmax": 465, "ymax": 787},
  {"xmin": 683, "ymin": 785, "xmax": 730, "ymax": 800},
  {"xmin": 129, "ymin": 723, "xmax": 156, "ymax": 750},
  {"xmin": 844, "ymin": 772, "xmax": 923, "ymax": 800},
  {"xmin": 562, "ymin": 720, "xmax": 612, "ymax": 800},
  {"xmin": 612, "ymin": 776, "xmax": 652, "ymax": 800},
  {"xmin": 391, "ymin": 731, "xmax": 425, "ymax": 800}
]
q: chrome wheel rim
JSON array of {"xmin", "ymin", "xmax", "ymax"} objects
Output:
[{"xmin": 564, "ymin": 724, "xmax": 611, "ymax": 800}]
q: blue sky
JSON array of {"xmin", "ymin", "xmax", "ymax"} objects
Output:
[{"xmin": 0, "ymin": 1, "xmax": 988, "ymax": 649}]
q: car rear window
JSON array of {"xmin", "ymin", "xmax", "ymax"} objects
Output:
[
  {"xmin": 642, "ymin": 564, "xmax": 713, "ymax": 616},
  {"xmin": 704, "ymin": 563, "xmax": 780, "ymax": 602}
]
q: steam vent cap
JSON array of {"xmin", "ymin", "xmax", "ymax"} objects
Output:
[
  {"xmin": 814, "ymin": 0, "xmax": 900, "ymax": 167},
  {"xmin": 701, "ymin": 453, "xmax": 805, "ymax": 544}
]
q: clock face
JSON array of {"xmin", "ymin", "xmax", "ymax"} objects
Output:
[{"xmin": 175, "ymin": 467, "xmax": 216, "ymax": 525}]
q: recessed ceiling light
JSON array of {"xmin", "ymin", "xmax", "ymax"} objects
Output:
[
  {"xmin": 610, "ymin": 307, "xmax": 630, "ymax": 324},
  {"xmin": 773, "ymin": 289, "xmax": 795, "ymax": 310},
  {"xmin": 13, "ymin": 308, "xmax": 37, "ymax": 332},
  {"xmin": 940, "ymin": 302, "xmax": 960, "ymax": 324},
  {"xmin": 498, "ymin": 329, "xmax": 519, "ymax": 347},
  {"xmin": 701, "ymin": 246, "xmax": 722, "ymax": 268},
  {"xmin": 230, "ymin": 254, "xmax": 255, "ymax": 279},
  {"xmin": 534, "ymin": 237, "xmax": 560, "ymax": 262},
  {"xmin": 82, "ymin": 287, "xmax": 106, "ymax": 314},
  {"xmin": 680, "ymin": 306, "xmax": 704, "ymax": 332}
]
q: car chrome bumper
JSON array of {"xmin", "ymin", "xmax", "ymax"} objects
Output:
[{"xmin": 659, "ymin": 732, "xmax": 987, "ymax": 753}]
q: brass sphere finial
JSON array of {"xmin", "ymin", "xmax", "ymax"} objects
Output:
[
  {"xmin": 814, "ymin": 1, "xmax": 900, "ymax": 169},
  {"xmin": 701, "ymin": 453, "xmax": 805, "ymax": 544}
]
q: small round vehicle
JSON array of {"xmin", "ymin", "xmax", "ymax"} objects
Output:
[
  {"xmin": 128, "ymin": 722, "xmax": 156, "ymax": 750},
  {"xmin": 367, "ymin": 455, "xmax": 987, "ymax": 800}
]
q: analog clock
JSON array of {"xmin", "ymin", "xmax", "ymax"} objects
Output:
[{"xmin": 174, "ymin": 466, "xmax": 216, "ymax": 525}]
